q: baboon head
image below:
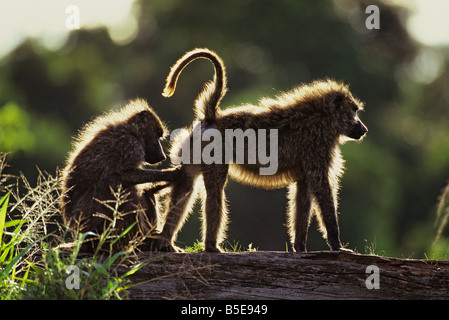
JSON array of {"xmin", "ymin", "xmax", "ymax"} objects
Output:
[
  {"xmin": 131, "ymin": 109, "xmax": 167, "ymax": 164},
  {"xmin": 328, "ymin": 89, "xmax": 368, "ymax": 142}
]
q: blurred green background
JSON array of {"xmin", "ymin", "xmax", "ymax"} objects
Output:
[{"xmin": 1, "ymin": 0, "xmax": 449, "ymax": 258}]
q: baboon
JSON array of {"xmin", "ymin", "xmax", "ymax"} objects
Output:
[
  {"xmin": 158, "ymin": 48, "xmax": 367, "ymax": 253},
  {"xmin": 61, "ymin": 99, "xmax": 180, "ymax": 250}
]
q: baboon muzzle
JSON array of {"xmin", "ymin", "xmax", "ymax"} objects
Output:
[
  {"xmin": 348, "ymin": 120, "xmax": 368, "ymax": 140},
  {"xmin": 149, "ymin": 151, "xmax": 166, "ymax": 164}
]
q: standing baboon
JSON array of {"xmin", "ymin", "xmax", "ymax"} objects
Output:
[
  {"xmin": 158, "ymin": 49, "xmax": 367, "ymax": 253},
  {"xmin": 61, "ymin": 99, "xmax": 180, "ymax": 250}
]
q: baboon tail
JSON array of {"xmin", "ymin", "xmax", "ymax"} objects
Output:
[{"xmin": 162, "ymin": 48, "xmax": 227, "ymax": 124}]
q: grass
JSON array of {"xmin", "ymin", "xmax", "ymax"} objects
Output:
[
  {"xmin": 428, "ymin": 181, "xmax": 449, "ymax": 260},
  {"xmin": 184, "ymin": 239, "xmax": 258, "ymax": 253},
  {"xmin": 184, "ymin": 240, "xmax": 205, "ymax": 253},
  {"xmin": 0, "ymin": 153, "xmax": 145, "ymax": 299},
  {"xmin": 362, "ymin": 239, "xmax": 386, "ymax": 256}
]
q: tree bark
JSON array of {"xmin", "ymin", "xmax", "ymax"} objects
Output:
[{"xmin": 123, "ymin": 251, "xmax": 449, "ymax": 300}]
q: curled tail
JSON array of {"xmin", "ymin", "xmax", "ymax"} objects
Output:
[{"xmin": 162, "ymin": 48, "xmax": 227, "ymax": 124}]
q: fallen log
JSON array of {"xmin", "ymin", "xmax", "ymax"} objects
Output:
[{"xmin": 124, "ymin": 251, "xmax": 449, "ymax": 300}]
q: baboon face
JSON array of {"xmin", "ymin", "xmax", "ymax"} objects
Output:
[
  {"xmin": 333, "ymin": 92, "xmax": 367, "ymax": 141},
  {"xmin": 134, "ymin": 110, "xmax": 167, "ymax": 164},
  {"xmin": 347, "ymin": 117, "xmax": 368, "ymax": 140},
  {"xmin": 145, "ymin": 137, "xmax": 166, "ymax": 164},
  {"xmin": 144, "ymin": 123, "xmax": 166, "ymax": 164}
]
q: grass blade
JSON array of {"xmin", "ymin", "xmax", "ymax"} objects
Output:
[
  {"xmin": 0, "ymin": 239, "xmax": 37, "ymax": 281},
  {"xmin": 103, "ymin": 251, "xmax": 126, "ymax": 270},
  {"xmin": 110, "ymin": 222, "xmax": 136, "ymax": 247},
  {"xmin": 121, "ymin": 262, "xmax": 146, "ymax": 278},
  {"xmin": 4, "ymin": 219, "xmax": 30, "ymax": 229},
  {"xmin": 0, "ymin": 192, "xmax": 11, "ymax": 246}
]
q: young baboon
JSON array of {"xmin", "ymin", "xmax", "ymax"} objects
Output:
[
  {"xmin": 158, "ymin": 49, "xmax": 367, "ymax": 253},
  {"xmin": 61, "ymin": 99, "xmax": 180, "ymax": 250}
]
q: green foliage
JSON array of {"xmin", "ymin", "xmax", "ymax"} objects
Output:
[
  {"xmin": 0, "ymin": 154, "xmax": 145, "ymax": 299},
  {"xmin": 435, "ymin": 182, "xmax": 449, "ymax": 241},
  {"xmin": 0, "ymin": 102, "xmax": 35, "ymax": 153},
  {"xmin": 429, "ymin": 182, "xmax": 449, "ymax": 260},
  {"xmin": 0, "ymin": 191, "xmax": 39, "ymax": 299},
  {"xmin": 0, "ymin": 101, "xmax": 71, "ymax": 170},
  {"xmin": 224, "ymin": 240, "xmax": 244, "ymax": 252},
  {"xmin": 184, "ymin": 240, "xmax": 205, "ymax": 253},
  {"xmin": 184, "ymin": 240, "xmax": 258, "ymax": 252},
  {"xmin": 362, "ymin": 239, "xmax": 386, "ymax": 256},
  {"xmin": 0, "ymin": 192, "xmax": 10, "ymax": 243},
  {"xmin": 23, "ymin": 239, "xmax": 142, "ymax": 300},
  {"xmin": 428, "ymin": 238, "xmax": 449, "ymax": 261},
  {"xmin": 223, "ymin": 240, "xmax": 258, "ymax": 252}
]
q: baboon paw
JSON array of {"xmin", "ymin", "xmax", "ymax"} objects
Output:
[
  {"xmin": 173, "ymin": 245, "xmax": 185, "ymax": 253},
  {"xmin": 205, "ymin": 246, "xmax": 223, "ymax": 253},
  {"xmin": 293, "ymin": 244, "xmax": 307, "ymax": 253},
  {"xmin": 332, "ymin": 247, "xmax": 355, "ymax": 254},
  {"xmin": 150, "ymin": 238, "xmax": 181, "ymax": 252}
]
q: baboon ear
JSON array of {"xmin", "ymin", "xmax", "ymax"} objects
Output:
[
  {"xmin": 325, "ymin": 92, "xmax": 344, "ymax": 109},
  {"xmin": 333, "ymin": 93, "xmax": 344, "ymax": 109},
  {"xmin": 134, "ymin": 110, "xmax": 149, "ymax": 124}
]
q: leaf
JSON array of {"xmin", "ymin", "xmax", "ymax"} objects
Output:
[
  {"xmin": 0, "ymin": 192, "xmax": 10, "ymax": 246},
  {"xmin": 110, "ymin": 222, "xmax": 136, "ymax": 247},
  {"xmin": 103, "ymin": 251, "xmax": 127, "ymax": 270},
  {"xmin": 2, "ymin": 221, "xmax": 27, "ymax": 250},
  {"xmin": 72, "ymin": 231, "xmax": 98, "ymax": 259},
  {"xmin": 4, "ymin": 219, "xmax": 30, "ymax": 229},
  {"xmin": 0, "ymin": 239, "xmax": 36, "ymax": 281},
  {"xmin": 21, "ymin": 263, "xmax": 32, "ymax": 285},
  {"xmin": 0, "ymin": 245, "xmax": 11, "ymax": 263},
  {"xmin": 93, "ymin": 263, "xmax": 109, "ymax": 277},
  {"xmin": 27, "ymin": 260, "xmax": 45, "ymax": 277},
  {"xmin": 121, "ymin": 262, "xmax": 146, "ymax": 278}
]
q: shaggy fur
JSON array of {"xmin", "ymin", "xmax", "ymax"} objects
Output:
[
  {"xmin": 61, "ymin": 99, "xmax": 180, "ymax": 250},
  {"xmin": 158, "ymin": 49, "xmax": 367, "ymax": 252}
]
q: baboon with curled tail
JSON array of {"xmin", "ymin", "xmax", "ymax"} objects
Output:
[
  {"xmin": 61, "ymin": 99, "xmax": 180, "ymax": 250},
  {"xmin": 158, "ymin": 48, "xmax": 367, "ymax": 253}
]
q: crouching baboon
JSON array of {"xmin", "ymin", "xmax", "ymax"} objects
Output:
[
  {"xmin": 61, "ymin": 99, "xmax": 180, "ymax": 251},
  {"xmin": 157, "ymin": 49, "xmax": 367, "ymax": 253}
]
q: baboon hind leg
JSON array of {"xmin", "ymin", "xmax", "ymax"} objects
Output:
[
  {"xmin": 287, "ymin": 179, "xmax": 313, "ymax": 252},
  {"xmin": 203, "ymin": 165, "xmax": 229, "ymax": 252}
]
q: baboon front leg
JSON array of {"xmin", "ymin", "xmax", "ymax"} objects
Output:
[
  {"xmin": 287, "ymin": 179, "xmax": 312, "ymax": 252},
  {"xmin": 203, "ymin": 165, "xmax": 229, "ymax": 252},
  {"xmin": 310, "ymin": 177, "xmax": 344, "ymax": 251}
]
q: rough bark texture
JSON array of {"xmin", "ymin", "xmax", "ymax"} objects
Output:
[{"xmin": 123, "ymin": 251, "xmax": 449, "ymax": 300}]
